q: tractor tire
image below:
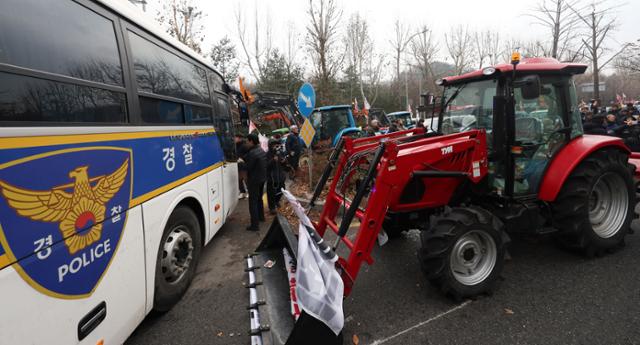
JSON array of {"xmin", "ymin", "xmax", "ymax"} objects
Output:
[
  {"xmin": 153, "ymin": 206, "xmax": 202, "ymax": 312},
  {"xmin": 418, "ymin": 207, "xmax": 507, "ymax": 300},
  {"xmin": 551, "ymin": 149, "xmax": 635, "ymax": 256}
]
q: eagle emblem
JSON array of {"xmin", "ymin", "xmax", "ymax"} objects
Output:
[{"xmin": 0, "ymin": 159, "xmax": 129, "ymax": 254}]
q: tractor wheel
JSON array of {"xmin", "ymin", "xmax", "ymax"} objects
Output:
[
  {"xmin": 418, "ymin": 207, "xmax": 507, "ymax": 300},
  {"xmin": 551, "ymin": 149, "xmax": 635, "ymax": 256}
]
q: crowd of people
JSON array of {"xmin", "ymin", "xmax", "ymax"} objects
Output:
[
  {"xmin": 234, "ymin": 125, "xmax": 302, "ymax": 231},
  {"xmin": 582, "ymin": 101, "xmax": 640, "ymax": 151}
]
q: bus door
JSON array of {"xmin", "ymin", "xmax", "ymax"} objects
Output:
[{"xmin": 211, "ymin": 95, "xmax": 239, "ymax": 234}]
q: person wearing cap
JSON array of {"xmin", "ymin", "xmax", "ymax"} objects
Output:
[
  {"xmin": 285, "ymin": 125, "xmax": 302, "ymax": 180},
  {"xmin": 244, "ymin": 133, "xmax": 267, "ymax": 231}
]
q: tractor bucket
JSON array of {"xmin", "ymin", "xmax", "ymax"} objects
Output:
[{"xmin": 245, "ymin": 214, "xmax": 343, "ymax": 345}]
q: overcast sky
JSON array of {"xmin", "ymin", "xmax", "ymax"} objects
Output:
[{"xmin": 140, "ymin": 0, "xmax": 638, "ymax": 76}]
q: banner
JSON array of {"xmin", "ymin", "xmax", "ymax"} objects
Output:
[{"xmin": 282, "ymin": 190, "xmax": 344, "ymax": 335}]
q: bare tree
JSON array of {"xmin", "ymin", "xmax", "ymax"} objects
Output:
[
  {"xmin": 345, "ymin": 14, "xmax": 385, "ymax": 105},
  {"xmin": 389, "ymin": 19, "xmax": 413, "ymax": 84},
  {"xmin": 502, "ymin": 37, "xmax": 548, "ymax": 61},
  {"xmin": 410, "ymin": 25, "xmax": 439, "ymax": 89},
  {"xmin": 527, "ymin": 0, "xmax": 583, "ymax": 60},
  {"xmin": 283, "ymin": 21, "xmax": 302, "ymax": 82},
  {"xmin": 445, "ymin": 26, "xmax": 474, "ymax": 75},
  {"xmin": 157, "ymin": 0, "xmax": 205, "ymax": 54},
  {"xmin": 234, "ymin": 3, "xmax": 273, "ymax": 84},
  {"xmin": 345, "ymin": 14, "xmax": 369, "ymax": 104},
  {"xmin": 474, "ymin": 30, "xmax": 503, "ymax": 68},
  {"xmin": 569, "ymin": 0, "xmax": 630, "ymax": 100},
  {"xmin": 306, "ymin": 0, "xmax": 343, "ymax": 103},
  {"xmin": 615, "ymin": 39, "xmax": 640, "ymax": 74}
]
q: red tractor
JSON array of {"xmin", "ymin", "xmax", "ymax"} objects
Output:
[{"xmin": 245, "ymin": 55, "xmax": 637, "ymax": 345}]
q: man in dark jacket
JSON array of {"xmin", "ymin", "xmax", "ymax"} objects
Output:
[
  {"xmin": 244, "ymin": 133, "xmax": 267, "ymax": 231},
  {"xmin": 235, "ymin": 134, "xmax": 248, "ymax": 199},
  {"xmin": 615, "ymin": 116, "xmax": 640, "ymax": 151},
  {"xmin": 285, "ymin": 125, "xmax": 302, "ymax": 179},
  {"xmin": 266, "ymin": 139, "xmax": 287, "ymax": 214},
  {"xmin": 583, "ymin": 114, "xmax": 607, "ymax": 135}
]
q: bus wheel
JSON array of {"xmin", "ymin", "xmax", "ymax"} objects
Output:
[{"xmin": 153, "ymin": 206, "xmax": 202, "ymax": 312}]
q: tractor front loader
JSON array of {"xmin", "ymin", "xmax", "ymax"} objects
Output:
[{"xmin": 245, "ymin": 55, "xmax": 637, "ymax": 345}]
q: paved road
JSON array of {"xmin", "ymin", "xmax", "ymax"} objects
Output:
[{"xmin": 127, "ymin": 201, "xmax": 640, "ymax": 345}]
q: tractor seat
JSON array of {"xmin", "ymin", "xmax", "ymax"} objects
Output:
[{"xmin": 515, "ymin": 117, "xmax": 542, "ymax": 143}]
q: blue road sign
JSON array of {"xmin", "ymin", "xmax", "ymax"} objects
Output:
[{"xmin": 297, "ymin": 82, "xmax": 316, "ymax": 117}]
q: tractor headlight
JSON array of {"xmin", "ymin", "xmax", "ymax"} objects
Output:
[{"xmin": 482, "ymin": 67, "xmax": 496, "ymax": 76}]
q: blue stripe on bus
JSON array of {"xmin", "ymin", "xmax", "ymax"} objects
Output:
[{"xmin": 0, "ymin": 131, "xmax": 224, "ymax": 202}]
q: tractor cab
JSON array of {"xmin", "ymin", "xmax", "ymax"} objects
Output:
[
  {"xmin": 387, "ymin": 111, "xmax": 416, "ymax": 128},
  {"xmin": 310, "ymin": 105, "xmax": 361, "ymax": 147},
  {"xmin": 436, "ymin": 57, "xmax": 587, "ymax": 198}
]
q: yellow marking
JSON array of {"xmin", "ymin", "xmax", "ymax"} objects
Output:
[
  {"xmin": 129, "ymin": 162, "xmax": 223, "ymax": 206},
  {"xmin": 0, "ymin": 128, "xmax": 216, "ymax": 150},
  {"xmin": 0, "ymin": 254, "xmax": 9, "ymax": 269}
]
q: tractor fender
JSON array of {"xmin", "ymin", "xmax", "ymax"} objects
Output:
[
  {"xmin": 332, "ymin": 127, "xmax": 361, "ymax": 146},
  {"xmin": 538, "ymin": 134, "xmax": 629, "ymax": 201}
]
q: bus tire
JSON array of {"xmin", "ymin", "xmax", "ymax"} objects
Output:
[{"xmin": 153, "ymin": 206, "xmax": 202, "ymax": 312}]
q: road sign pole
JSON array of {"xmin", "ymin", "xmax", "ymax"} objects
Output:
[
  {"xmin": 308, "ymin": 147, "xmax": 313, "ymax": 190},
  {"xmin": 296, "ymin": 82, "xmax": 317, "ymax": 191}
]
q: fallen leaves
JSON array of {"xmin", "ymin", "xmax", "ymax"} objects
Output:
[{"xmin": 352, "ymin": 334, "xmax": 360, "ymax": 345}]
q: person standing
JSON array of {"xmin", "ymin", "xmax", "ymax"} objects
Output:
[
  {"xmin": 244, "ymin": 133, "xmax": 267, "ymax": 231},
  {"xmin": 285, "ymin": 125, "xmax": 302, "ymax": 180},
  {"xmin": 235, "ymin": 134, "xmax": 248, "ymax": 199},
  {"xmin": 266, "ymin": 139, "xmax": 287, "ymax": 214},
  {"xmin": 366, "ymin": 119, "xmax": 380, "ymax": 136}
]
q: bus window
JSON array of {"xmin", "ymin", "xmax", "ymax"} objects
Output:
[
  {"xmin": 186, "ymin": 104, "xmax": 213, "ymax": 124},
  {"xmin": 128, "ymin": 32, "xmax": 209, "ymax": 104},
  {"xmin": 139, "ymin": 97, "xmax": 184, "ymax": 124},
  {"xmin": 0, "ymin": 71, "xmax": 127, "ymax": 123},
  {"xmin": 215, "ymin": 96, "xmax": 236, "ymax": 161},
  {"xmin": 0, "ymin": 0, "xmax": 123, "ymax": 86}
]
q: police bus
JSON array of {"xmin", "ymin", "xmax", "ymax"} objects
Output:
[{"xmin": 0, "ymin": 0, "xmax": 239, "ymax": 343}]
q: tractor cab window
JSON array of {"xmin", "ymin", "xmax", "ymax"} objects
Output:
[
  {"xmin": 440, "ymin": 79, "xmax": 497, "ymax": 137},
  {"xmin": 311, "ymin": 108, "xmax": 351, "ymax": 142},
  {"xmin": 512, "ymin": 76, "xmax": 571, "ymax": 195}
]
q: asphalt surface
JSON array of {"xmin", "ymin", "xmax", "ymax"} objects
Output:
[{"xmin": 126, "ymin": 200, "xmax": 640, "ymax": 345}]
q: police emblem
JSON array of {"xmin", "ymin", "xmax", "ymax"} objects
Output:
[{"xmin": 0, "ymin": 147, "xmax": 132, "ymax": 298}]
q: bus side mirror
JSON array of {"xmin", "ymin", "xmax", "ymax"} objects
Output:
[{"xmin": 514, "ymin": 75, "xmax": 541, "ymax": 100}]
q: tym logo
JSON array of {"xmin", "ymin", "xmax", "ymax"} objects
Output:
[{"xmin": 441, "ymin": 146, "xmax": 453, "ymax": 155}]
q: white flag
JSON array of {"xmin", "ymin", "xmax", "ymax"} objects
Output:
[
  {"xmin": 363, "ymin": 97, "xmax": 371, "ymax": 110},
  {"xmin": 258, "ymin": 133, "xmax": 269, "ymax": 152},
  {"xmin": 249, "ymin": 120, "xmax": 258, "ymax": 134},
  {"xmin": 282, "ymin": 190, "xmax": 344, "ymax": 336}
]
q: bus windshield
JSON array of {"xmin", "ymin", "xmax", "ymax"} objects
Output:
[{"xmin": 440, "ymin": 79, "xmax": 497, "ymax": 135}]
